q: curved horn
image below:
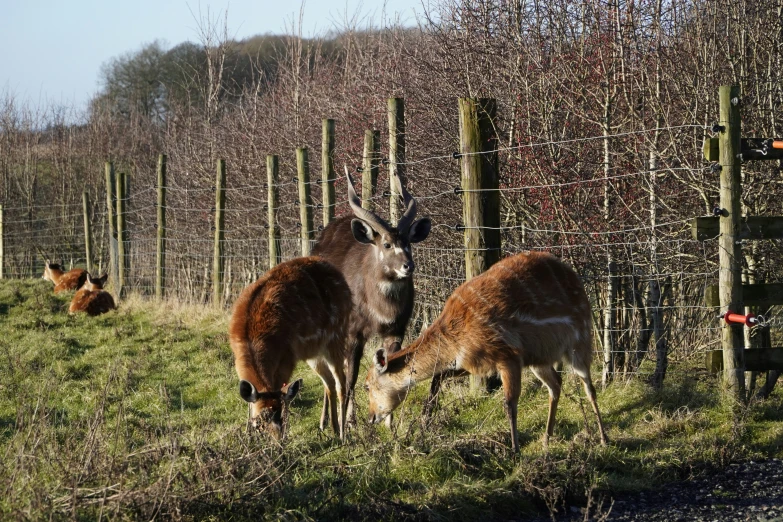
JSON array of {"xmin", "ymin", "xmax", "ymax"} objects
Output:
[
  {"xmin": 345, "ymin": 165, "xmax": 390, "ymax": 232},
  {"xmin": 392, "ymin": 172, "xmax": 417, "ymax": 234}
]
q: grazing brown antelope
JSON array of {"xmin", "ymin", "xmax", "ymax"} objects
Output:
[
  {"xmin": 69, "ymin": 273, "xmax": 115, "ymax": 316},
  {"xmin": 365, "ymin": 251, "xmax": 609, "ymax": 452},
  {"xmin": 229, "ymin": 257, "xmax": 353, "ymax": 440},
  {"xmin": 311, "ymin": 167, "xmax": 431, "ymax": 426},
  {"xmin": 43, "ymin": 260, "xmax": 87, "ymax": 293}
]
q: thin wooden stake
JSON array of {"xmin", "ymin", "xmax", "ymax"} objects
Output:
[
  {"xmin": 388, "ymin": 98, "xmax": 406, "ymax": 224},
  {"xmin": 322, "ymin": 119, "xmax": 336, "ymax": 226},
  {"xmin": 105, "ymin": 162, "xmax": 118, "ymax": 294},
  {"xmin": 156, "ymin": 154, "xmax": 166, "ymax": 299},
  {"xmin": 82, "ymin": 191, "xmax": 93, "ymax": 274},
  {"xmin": 362, "ymin": 130, "xmax": 381, "ymax": 211},
  {"xmin": 116, "ymin": 171, "xmax": 127, "ymax": 297},
  {"xmin": 297, "ymin": 148, "xmax": 314, "ymax": 256},
  {"xmin": 0, "ymin": 204, "xmax": 4, "ymax": 279},
  {"xmin": 213, "ymin": 159, "xmax": 227, "ymax": 306},
  {"xmin": 267, "ymin": 155, "xmax": 281, "ymax": 269}
]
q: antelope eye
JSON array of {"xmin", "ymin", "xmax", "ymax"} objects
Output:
[{"xmin": 383, "ymin": 243, "xmax": 391, "ymax": 249}]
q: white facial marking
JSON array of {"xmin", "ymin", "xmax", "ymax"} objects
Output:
[
  {"xmin": 394, "ymin": 268, "xmax": 409, "ymax": 279},
  {"xmin": 394, "ymin": 247, "xmax": 404, "ymax": 255},
  {"xmin": 378, "ymin": 280, "xmax": 405, "ymax": 296}
]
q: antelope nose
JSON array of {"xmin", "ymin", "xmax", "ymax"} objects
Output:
[
  {"xmin": 368, "ymin": 413, "xmax": 376, "ymax": 424},
  {"xmin": 402, "ymin": 261, "xmax": 414, "ymax": 273}
]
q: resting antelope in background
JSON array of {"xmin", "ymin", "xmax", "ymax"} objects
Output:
[
  {"xmin": 365, "ymin": 251, "xmax": 609, "ymax": 452},
  {"xmin": 43, "ymin": 260, "xmax": 87, "ymax": 293},
  {"xmin": 69, "ymin": 273, "xmax": 115, "ymax": 316},
  {"xmin": 229, "ymin": 257, "xmax": 353, "ymax": 440},
  {"xmin": 311, "ymin": 167, "xmax": 431, "ymax": 426}
]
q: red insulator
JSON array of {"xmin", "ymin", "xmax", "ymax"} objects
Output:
[{"xmin": 722, "ymin": 311, "xmax": 758, "ymax": 327}]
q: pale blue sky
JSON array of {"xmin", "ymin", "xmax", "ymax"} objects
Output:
[{"xmin": 0, "ymin": 0, "xmax": 429, "ymax": 113}]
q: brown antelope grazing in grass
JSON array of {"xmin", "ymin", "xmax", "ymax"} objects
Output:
[
  {"xmin": 43, "ymin": 260, "xmax": 87, "ymax": 293},
  {"xmin": 229, "ymin": 257, "xmax": 353, "ymax": 440},
  {"xmin": 69, "ymin": 273, "xmax": 115, "ymax": 316},
  {"xmin": 311, "ymin": 166, "xmax": 431, "ymax": 427},
  {"xmin": 364, "ymin": 251, "xmax": 609, "ymax": 452}
]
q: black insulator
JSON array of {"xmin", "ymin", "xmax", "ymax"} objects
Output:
[
  {"xmin": 263, "ymin": 204, "xmax": 268, "ymax": 211},
  {"xmin": 382, "ymin": 158, "xmax": 390, "ymax": 165},
  {"xmin": 712, "ymin": 206, "xmax": 727, "ymax": 217},
  {"xmin": 356, "ymin": 166, "xmax": 364, "ymax": 173},
  {"xmin": 382, "ymin": 190, "xmax": 391, "ymax": 197},
  {"xmin": 452, "ymin": 151, "xmax": 461, "ymax": 159},
  {"xmin": 710, "ymin": 163, "xmax": 722, "ymax": 174},
  {"xmin": 210, "ymin": 207, "xmax": 215, "ymax": 213},
  {"xmin": 455, "ymin": 223, "xmax": 465, "ymax": 232},
  {"xmin": 296, "ymin": 222, "xmax": 302, "ymax": 228},
  {"xmin": 292, "ymin": 177, "xmax": 298, "ymax": 183},
  {"xmin": 711, "ymin": 123, "xmax": 725, "ymax": 133},
  {"xmin": 318, "ymin": 225, "xmax": 324, "ymax": 232},
  {"xmin": 454, "ymin": 186, "xmax": 463, "ymax": 195}
]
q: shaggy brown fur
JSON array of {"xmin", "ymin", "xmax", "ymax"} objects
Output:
[
  {"xmin": 229, "ymin": 257, "xmax": 353, "ymax": 440},
  {"xmin": 69, "ymin": 274, "xmax": 115, "ymax": 316},
  {"xmin": 365, "ymin": 251, "xmax": 608, "ymax": 452},
  {"xmin": 43, "ymin": 262, "xmax": 87, "ymax": 293}
]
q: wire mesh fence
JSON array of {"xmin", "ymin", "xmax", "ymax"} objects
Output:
[{"xmin": 0, "ymin": 123, "xmax": 734, "ymax": 382}]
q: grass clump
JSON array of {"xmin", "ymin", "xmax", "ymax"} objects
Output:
[{"xmin": 0, "ymin": 278, "xmax": 781, "ymax": 520}]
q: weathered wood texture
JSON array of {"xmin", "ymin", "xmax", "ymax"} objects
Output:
[
  {"xmin": 82, "ymin": 191, "xmax": 93, "ymax": 274},
  {"xmin": 156, "ymin": 154, "xmax": 166, "ymax": 299},
  {"xmin": 213, "ymin": 159, "xmax": 226, "ymax": 305},
  {"xmin": 707, "ymin": 348, "xmax": 783, "ymax": 373},
  {"xmin": 267, "ymin": 155, "xmax": 281, "ymax": 269},
  {"xmin": 321, "ymin": 119, "xmax": 336, "ymax": 226},
  {"xmin": 362, "ymin": 130, "xmax": 381, "ymax": 211},
  {"xmin": 705, "ymin": 283, "xmax": 783, "ymax": 307},
  {"xmin": 297, "ymin": 148, "xmax": 314, "ymax": 256},
  {"xmin": 692, "ymin": 216, "xmax": 783, "ymax": 240},
  {"xmin": 718, "ymin": 85, "xmax": 745, "ymax": 398}
]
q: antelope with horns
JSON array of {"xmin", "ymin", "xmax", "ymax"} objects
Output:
[
  {"xmin": 69, "ymin": 273, "xmax": 116, "ymax": 316},
  {"xmin": 43, "ymin": 260, "xmax": 87, "ymax": 293},
  {"xmin": 311, "ymin": 166, "xmax": 431, "ymax": 426},
  {"xmin": 229, "ymin": 257, "xmax": 353, "ymax": 440},
  {"xmin": 365, "ymin": 251, "xmax": 608, "ymax": 452}
]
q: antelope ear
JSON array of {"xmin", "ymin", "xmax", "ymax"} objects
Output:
[
  {"xmin": 239, "ymin": 380, "xmax": 258, "ymax": 403},
  {"xmin": 97, "ymin": 273, "xmax": 109, "ymax": 286},
  {"xmin": 408, "ymin": 217, "xmax": 431, "ymax": 243},
  {"xmin": 373, "ymin": 348, "xmax": 389, "ymax": 374},
  {"xmin": 283, "ymin": 379, "xmax": 302, "ymax": 402},
  {"xmin": 351, "ymin": 219, "xmax": 375, "ymax": 244}
]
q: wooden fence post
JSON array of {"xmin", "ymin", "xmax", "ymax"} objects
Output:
[
  {"xmin": 267, "ymin": 155, "xmax": 281, "ymax": 269},
  {"xmin": 0, "ymin": 204, "xmax": 4, "ymax": 279},
  {"xmin": 297, "ymin": 147, "xmax": 314, "ymax": 256},
  {"xmin": 82, "ymin": 191, "xmax": 93, "ymax": 274},
  {"xmin": 719, "ymin": 84, "xmax": 746, "ymax": 399},
  {"xmin": 115, "ymin": 171, "xmax": 127, "ymax": 297},
  {"xmin": 459, "ymin": 97, "xmax": 501, "ymax": 391},
  {"xmin": 213, "ymin": 159, "xmax": 226, "ymax": 305},
  {"xmin": 322, "ymin": 119, "xmax": 336, "ymax": 227},
  {"xmin": 388, "ymin": 98, "xmax": 406, "ymax": 225},
  {"xmin": 362, "ymin": 130, "xmax": 381, "ymax": 211},
  {"xmin": 105, "ymin": 162, "xmax": 118, "ymax": 293},
  {"xmin": 156, "ymin": 154, "xmax": 166, "ymax": 299}
]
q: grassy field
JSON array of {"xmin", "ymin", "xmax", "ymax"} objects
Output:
[{"xmin": 0, "ymin": 279, "xmax": 781, "ymax": 521}]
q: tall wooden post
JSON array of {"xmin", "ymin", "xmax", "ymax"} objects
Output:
[
  {"xmin": 105, "ymin": 162, "xmax": 118, "ymax": 293},
  {"xmin": 213, "ymin": 159, "xmax": 227, "ymax": 305},
  {"xmin": 267, "ymin": 155, "xmax": 281, "ymax": 269},
  {"xmin": 115, "ymin": 172, "xmax": 127, "ymax": 297},
  {"xmin": 82, "ymin": 192, "xmax": 93, "ymax": 274},
  {"xmin": 388, "ymin": 98, "xmax": 406, "ymax": 224},
  {"xmin": 459, "ymin": 97, "xmax": 501, "ymax": 390},
  {"xmin": 718, "ymin": 85, "xmax": 745, "ymax": 399},
  {"xmin": 0, "ymin": 204, "xmax": 4, "ymax": 279},
  {"xmin": 297, "ymin": 148, "xmax": 314, "ymax": 256},
  {"xmin": 362, "ymin": 130, "xmax": 381, "ymax": 211},
  {"xmin": 156, "ymin": 154, "xmax": 166, "ymax": 299},
  {"xmin": 321, "ymin": 119, "xmax": 336, "ymax": 226}
]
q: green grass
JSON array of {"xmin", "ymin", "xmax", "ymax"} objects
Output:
[{"xmin": 0, "ymin": 279, "xmax": 781, "ymax": 520}]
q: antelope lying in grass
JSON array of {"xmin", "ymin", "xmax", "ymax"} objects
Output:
[
  {"xmin": 365, "ymin": 251, "xmax": 608, "ymax": 452},
  {"xmin": 229, "ymin": 257, "xmax": 353, "ymax": 440},
  {"xmin": 43, "ymin": 260, "xmax": 87, "ymax": 293},
  {"xmin": 311, "ymin": 167, "xmax": 431, "ymax": 427},
  {"xmin": 69, "ymin": 273, "xmax": 115, "ymax": 316}
]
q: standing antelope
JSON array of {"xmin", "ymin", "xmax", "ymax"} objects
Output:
[
  {"xmin": 43, "ymin": 261, "xmax": 87, "ymax": 293},
  {"xmin": 365, "ymin": 251, "xmax": 609, "ymax": 452},
  {"xmin": 311, "ymin": 167, "xmax": 431, "ymax": 426},
  {"xmin": 69, "ymin": 273, "xmax": 115, "ymax": 316},
  {"xmin": 229, "ymin": 257, "xmax": 353, "ymax": 440}
]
